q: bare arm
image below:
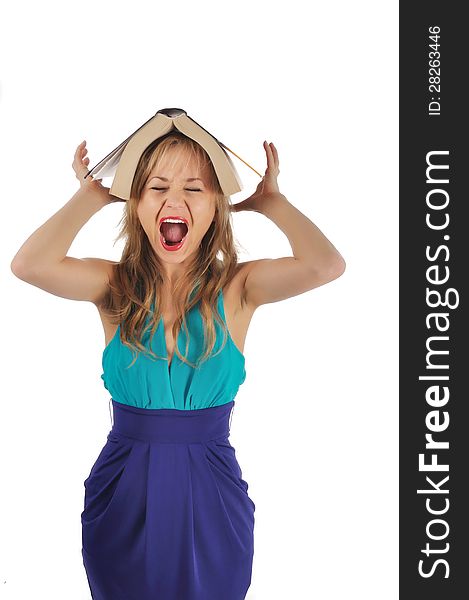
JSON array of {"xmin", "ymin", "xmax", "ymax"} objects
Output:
[
  {"xmin": 10, "ymin": 141, "xmax": 120, "ymax": 305},
  {"xmin": 11, "ymin": 187, "xmax": 107, "ymax": 270},
  {"xmin": 242, "ymin": 194, "xmax": 345, "ymax": 308},
  {"xmin": 232, "ymin": 141, "xmax": 346, "ymax": 309}
]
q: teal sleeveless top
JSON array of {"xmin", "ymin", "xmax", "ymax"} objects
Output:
[{"xmin": 101, "ymin": 288, "xmax": 246, "ymax": 410}]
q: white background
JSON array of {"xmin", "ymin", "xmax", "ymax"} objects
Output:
[{"xmin": 1, "ymin": 1, "xmax": 398, "ymax": 598}]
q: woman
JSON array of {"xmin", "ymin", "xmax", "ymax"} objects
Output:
[{"xmin": 11, "ymin": 130, "xmax": 345, "ymax": 599}]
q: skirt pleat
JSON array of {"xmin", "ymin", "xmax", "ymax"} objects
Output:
[{"xmin": 81, "ymin": 400, "xmax": 255, "ymax": 600}]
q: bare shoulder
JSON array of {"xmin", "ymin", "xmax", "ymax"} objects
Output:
[
  {"xmin": 221, "ymin": 260, "xmax": 265, "ymax": 354},
  {"xmin": 90, "ymin": 259, "xmax": 119, "ymax": 309},
  {"xmin": 91, "ymin": 260, "xmax": 120, "ymax": 348},
  {"xmin": 94, "ymin": 260, "xmax": 259, "ymax": 353},
  {"xmin": 223, "ymin": 260, "xmax": 254, "ymax": 310},
  {"xmin": 224, "ymin": 259, "xmax": 269, "ymax": 308}
]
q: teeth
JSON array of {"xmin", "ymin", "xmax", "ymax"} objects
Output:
[
  {"xmin": 162, "ymin": 218, "xmax": 186, "ymax": 224},
  {"xmin": 160, "ymin": 217, "xmax": 188, "ymax": 247}
]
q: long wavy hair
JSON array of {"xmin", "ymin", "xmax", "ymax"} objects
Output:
[{"xmin": 100, "ymin": 131, "xmax": 243, "ymax": 370}]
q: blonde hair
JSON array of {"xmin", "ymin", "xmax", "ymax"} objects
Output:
[{"xmin": 100, "ymin": 131, "xmax": 242, "ymax": 369}]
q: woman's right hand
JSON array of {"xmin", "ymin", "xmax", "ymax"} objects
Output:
[{"xmin": 72, "ymin": 140, "xmax": 125, "ymax": 204}]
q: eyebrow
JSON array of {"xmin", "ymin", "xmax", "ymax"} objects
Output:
[{"xmin": 148, "ymin": 176, "xmax": 204, "ymax": 183}]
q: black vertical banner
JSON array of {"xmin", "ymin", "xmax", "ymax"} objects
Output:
[{"xmin": 400, "ymin": 3, "xmax": 467, "ymax": 598}]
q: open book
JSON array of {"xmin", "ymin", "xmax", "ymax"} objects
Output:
[{"xmin": 84, "ymin": 108, "xmax": 262, "ymax": 200}]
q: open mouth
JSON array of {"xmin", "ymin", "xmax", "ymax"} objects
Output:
[{"xmin": 159, "ymin": 218, "xmax": 189, "ymax": 252}]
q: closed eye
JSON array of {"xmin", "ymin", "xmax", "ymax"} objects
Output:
[{"xmin": 151, "ymin": 187, "xmax": 201, "ymax": 192}]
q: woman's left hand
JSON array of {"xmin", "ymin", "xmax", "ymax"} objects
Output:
[{"xmin": 231, "ymin": 141, "xmax": 285, "ymax": 214}]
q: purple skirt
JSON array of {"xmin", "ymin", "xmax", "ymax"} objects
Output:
[{"xmin": 81, "ymin": 399, "xmax": 255, "ymax": 600}]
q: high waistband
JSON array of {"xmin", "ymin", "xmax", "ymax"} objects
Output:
[{"xmin": 109, "ymin": 399, "xmax": 235, "ymax": 444}]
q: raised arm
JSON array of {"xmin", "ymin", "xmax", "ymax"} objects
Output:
[
  {"xmin": 231, "ymin": 141, "xmax": 346, "ymax": 309},
  {"xmin": 10, "ymin": 141, "xmax": 120, "ymax": 306}
]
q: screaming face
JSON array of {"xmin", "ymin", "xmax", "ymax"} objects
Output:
[{"xmin": 137, "ymin": 148, "xmax": 217, "ymax": 277}]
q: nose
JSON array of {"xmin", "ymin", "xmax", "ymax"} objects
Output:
[{"xmin": 164, "ymin": 192, "xmax": 186, "ymax": 209}]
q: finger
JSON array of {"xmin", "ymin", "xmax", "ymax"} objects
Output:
[
  {"xmin": 76, "ymin": 142, "xmax": 87, "ymax": 161},
  {"xmin": 266, "ymin": 142, "xmax": 279, "ymax": 173},
  {"xmin": 74, "ymin": 141, "xmax": 90, "ymax": 169},
  {"xmin": 74, "ymin": 146, "xmax": 84, "ymax": 165},
  {"xmin": 263, "ymin": 140, "xmax": 274, "ymax": 172},
  {"xmin": 269, "ymin": 142, "xmax": 279, "ymax": 170}
]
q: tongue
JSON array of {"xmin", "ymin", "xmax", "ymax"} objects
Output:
[{"xmin": 161, "ymin": 222, "xmax": 187, "ymax": 243}]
